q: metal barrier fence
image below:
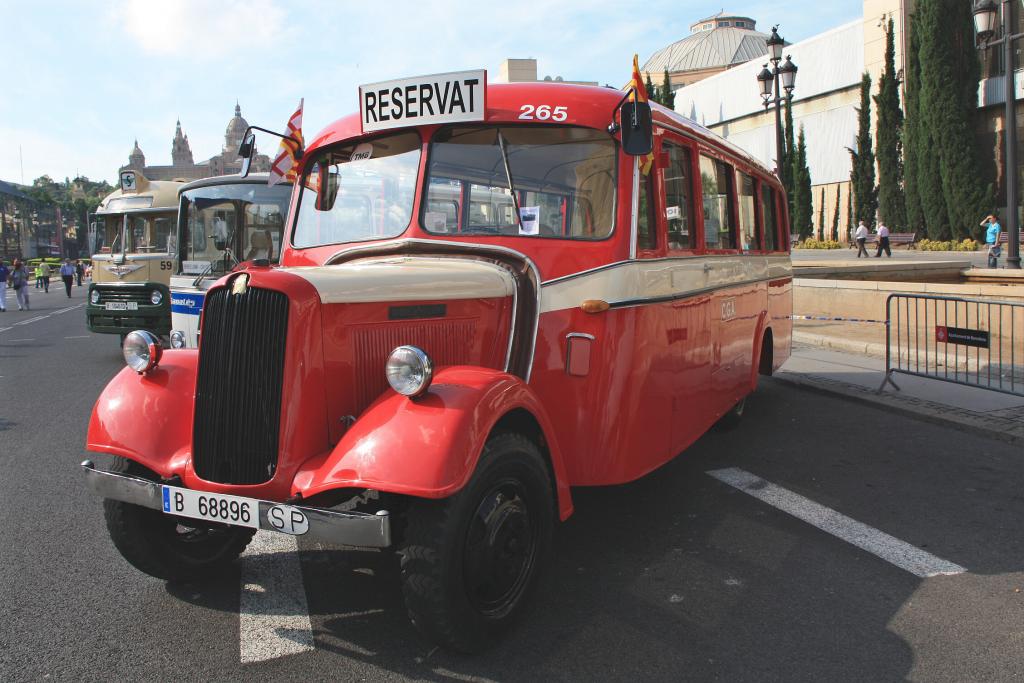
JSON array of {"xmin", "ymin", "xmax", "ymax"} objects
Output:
[{"xmin": 879, "ymin": 293, "xmax": 1024, "ymax": 397}]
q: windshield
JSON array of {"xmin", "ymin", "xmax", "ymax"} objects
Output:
[
  {"xmin": 178, "ymin": 183, "xmax": 291, "ymax": 276},
  {"xmin": 423, "ymin": 125, "xmax": 616, "ymax": 239},
  {"xmin": 292, "ymin": 131, "xmax": 421, "ymax": 248},
  {"xmin": 90, "ymin": 212, "xmax": 175, "ymax": 256}
]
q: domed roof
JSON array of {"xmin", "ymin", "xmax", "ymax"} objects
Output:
[
  {"xmin": 642, "ymin": 15, "xmax": 771, "ymax": 74},
  {"xmin": 224, "ymin": 102, "xmax": 249, "ymax": 153}
]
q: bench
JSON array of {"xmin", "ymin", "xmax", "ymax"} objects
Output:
[
  {"xmin": 848, "ymin": 232, "xmax": 916, "ymax": 248},
  {"xmin": 790, "ymin": 233, "xmax": 800, "ymax": 247},
  {"xmin": 997, "ymin": 232, "xmax": 1024, "ymax": 245}
]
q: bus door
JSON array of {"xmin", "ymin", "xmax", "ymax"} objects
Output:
[{"xmin": 658, "ymin": 134, "xmax": 712, "ymax": 450}]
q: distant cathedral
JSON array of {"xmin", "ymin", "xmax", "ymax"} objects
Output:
[{"xmin": 121, "ymin": 103, "xmax": 271, "ymax": 181}]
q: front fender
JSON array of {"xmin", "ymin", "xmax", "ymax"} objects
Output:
[
  {"xmin": 86, "ymin": 351, "xmax": 197, "ymax": 479},
  {"xmin": 294, "ymin": 366, "xmax": 573, "ymax": 520}
]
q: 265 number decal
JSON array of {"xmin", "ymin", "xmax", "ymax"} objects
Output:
[{"xmin": 519, "ymin": 105, "xmax": 568, "ymax": 122}]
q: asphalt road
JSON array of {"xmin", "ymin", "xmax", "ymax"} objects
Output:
[
  {"xmin": 791, "ymin": 248, "xmax": 995, "ymax": 269},
  {"xmin": 2, "ymin": 284, "xmax": 1023, "ymax": 682}
]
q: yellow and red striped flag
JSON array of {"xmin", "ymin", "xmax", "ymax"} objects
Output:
[
  {"xmin": 626, "ymin": 55, "xmax": 656, "ymax": 175},
  {"xmin": 268, "ymin": 99, "xmax": 304, "ymax": 186}
]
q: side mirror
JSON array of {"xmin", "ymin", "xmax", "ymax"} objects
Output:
[
  {"xmin": 621, "ymin": 101, "xmax": 653, "ymax": 156},
  {"xmin": 314, "ymin": 166, "xmax": 340, "ymax": 212},
  {"xmin": 238, "ymin": 132, "xmax": 256, "ymax": 178}
]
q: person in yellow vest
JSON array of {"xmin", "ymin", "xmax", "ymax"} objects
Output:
[
  {"xmin": 34, "ymin": 264, "xmax": 43, "ymax": 290},
  {"xmin": 38, "ymin": 261, "xmax": 51, "ymax": 293}
]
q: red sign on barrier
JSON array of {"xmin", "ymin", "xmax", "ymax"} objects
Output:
[{"xmin": 936, "ymin": 325, "xmax": 990, "ymax": 349}]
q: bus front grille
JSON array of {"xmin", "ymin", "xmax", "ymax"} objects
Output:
[
  {"xmin": 93, "ymin": 287, "xmax": 152, "ymax": 304},
  {"xmin": 193, "ymin": 285, "xmax": 289, "ymax": 485}
]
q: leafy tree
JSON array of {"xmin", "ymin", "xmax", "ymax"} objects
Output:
[
  {"xmin": 903, "ymin": 15, "xmax": 925, "ymax": 235},
  {"xmin": 917, "ymin": 0, "xmax": 990, "ymax": 239},
  {"xmin": 782, "ymin": 96, "xmax": 796, "ymax": 211},
  {"xmin": 846, "ymin": 185, "xmax": 853, "ymax": 238},
  {"xmin": 832, "ymin": 184, "xmax": 842, "ymax": 241},
  {"xmin": 849, "ymin": 73, "xmax": 878, "ymax": 228},
  {"xmin": 875, "ymin": 18, "xmax": 907, "ymax": 230},
  {"xmin": 661, "ymin": 69, "xmax": 675, "ymax": 109}
]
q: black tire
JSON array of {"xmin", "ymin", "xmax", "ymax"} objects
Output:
[
  {"xmin": 398, "ymin": 433, "xmax": 554, "ymax": 652},
  {"xmin": 103, "ymin": 457, "xmax": 255, "ymax": 582},
  {"xmin": 715, "ymin": 397, "xmax": 747, "ymax": 431}
]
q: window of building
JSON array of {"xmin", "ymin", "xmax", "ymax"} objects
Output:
[
  {"xmin": 663, "ymin": 141, "xmax": 696, "ymax": 250},
  {"xmin": 736, "ymin": 172, "xmax": 760, "ymax": 251},
  {"xmin": 761, "ymin": 184, "xmax": 778, "ymax": 251},
  {"xmin": 700, "ymin": 156, "xmax": 736, "ymax": 250}
]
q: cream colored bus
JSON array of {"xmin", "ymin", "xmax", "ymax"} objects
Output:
[{"xmin": 87, "ymin": 171, "xmax": 183, "ymax": 340}]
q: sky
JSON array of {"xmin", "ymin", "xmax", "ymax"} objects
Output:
[{"xmin": 0, "ymin": 0, "xmax": 863, "ymax": 186}]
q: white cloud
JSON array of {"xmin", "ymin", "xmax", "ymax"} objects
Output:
[{"xmin": 111, "ymin": 0, "xmax": 287, "ymax": 58}]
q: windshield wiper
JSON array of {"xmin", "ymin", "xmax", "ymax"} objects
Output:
[{"xmin": 496, "ymin": 130, "xmax": 523, "ymax": 231}]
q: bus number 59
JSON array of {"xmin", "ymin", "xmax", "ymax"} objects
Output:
[{"xmin": 519, "ymin": 105, "xmax": 568, "ymax": 122}]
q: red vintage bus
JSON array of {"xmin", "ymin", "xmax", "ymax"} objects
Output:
[{"xmin": 83, "ymin": 72, "xmax": 792, "ymax": 652}]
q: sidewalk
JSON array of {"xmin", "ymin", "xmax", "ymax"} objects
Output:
[{"xmin": 779, "ymin": 322, "xmax": 1024, "ymax": 443}]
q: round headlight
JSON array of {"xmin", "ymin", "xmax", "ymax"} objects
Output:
[
  {"xmin": 90, "ymin": 290, "xmax": 100, "ymax": 305},
  {"xmin": 385, "ymin": 346, "xmax": 433, "ymax": 397},
  {"xmin": 150, "ymin": 290, "xmax": 163, "ymax": 305},
  {"xmin": 123, "ymin": 330, "xmax": 163, "ymax": 374},
  {"xmin": 169, "ymin": 330, "xmax": 186, "ymax": 349}
]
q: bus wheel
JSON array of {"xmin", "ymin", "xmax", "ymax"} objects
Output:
[
  {"xmin": 103, "ymin": 457, "xmax": 255, "ymax": 582},
  {"xmin": 715, "ymin": 397, "xmax": 747, "ymax": 431},
  {"xmin": 398, "ymin": 433, "xmax": 554, "ymax": 652}
]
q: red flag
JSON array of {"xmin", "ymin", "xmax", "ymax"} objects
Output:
[
  {"xmin": 626, "ymin": 55, "xmax": 655, "ymax": 175},
  {"xmin": 268, "ymin": 99, "xmax": 304, "ymax": 186}
]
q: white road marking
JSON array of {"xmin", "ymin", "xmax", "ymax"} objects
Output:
[
  {"xmin": 7, "ymin": 338, "xmax": 35, "ymax": 342},
  {"xmin": 52, "ymin": 304, "xmax": 83, "ymax": 315},
  {"xmin": 707, "ymin": 467, "xmax": 967, "ymax": 578},
  {"xmin": 239, "ymin": 531, "xmax": 315, "ymax": 663},
  {"xmin": 0, "ymin": 327, "xmax": 12, "ymax": 333},
  {"xmin": 14, "ymin": 315, "xmax": 49, "ymax": 326},
  {"xmin": 64, "ymin": 335, "xmax": 90, "ymax": 340}
]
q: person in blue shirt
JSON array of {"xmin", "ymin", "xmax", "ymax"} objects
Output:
[
  {"xmin": 981, "ymin": 214, "xmax": 1002, "ymax": 268},
  {"xmin": 59, "ymin": 258, "xmax": 76, "ymax": 298}
]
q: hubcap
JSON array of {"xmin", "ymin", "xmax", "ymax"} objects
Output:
[{"xmin": 462, "ymin": 479, "xmax": 537, "ymax": 617}]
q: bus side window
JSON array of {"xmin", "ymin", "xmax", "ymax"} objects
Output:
[
  {"xmin": 662, "ymin": 141, "xmax": 696, "ymax": 251},
  {"xmin": 761, "ymin": 183, "xmax": 778, "ymax": 251},
  {"xmin": 699, "ymin": 155, "xmax": 736, "ymax": 250},
  {"xmin": 636, "ymin": 171, "xmax": 658, "ymax": 253},
  {"xmin": 736, "ymin": 172, "xmax": 759, "ymax": 251}
]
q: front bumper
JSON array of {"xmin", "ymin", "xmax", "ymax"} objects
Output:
[{"xmin": 81, "ymin": 460, "xmax": 391, "ymax": 548}]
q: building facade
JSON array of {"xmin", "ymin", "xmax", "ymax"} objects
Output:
[
  {"xmin": 0, "ymin": 180, "xmax": 65, "ymax": 260},
  {"xmin": 121, "ymin": 103, "xmax": 271, "ymax": 181}
]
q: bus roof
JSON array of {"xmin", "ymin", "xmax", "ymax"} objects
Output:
[
  {"xmin": 306, "ymin": 81, "xmax": 775, "ymax": 181},
  {"xmin": 96, "ymin": 178, "xmax": 183, "ymax": 215}
]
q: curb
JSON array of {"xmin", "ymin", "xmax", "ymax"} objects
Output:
[
  {"xmin": 772, "ymin": 372, "xmax": 1024, "ymax": 446},
  {"xmin": 793, "ymin": 330, "xmax": 887, "ymax": 358}
]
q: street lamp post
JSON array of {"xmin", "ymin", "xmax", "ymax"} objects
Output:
[
  {"xmin": 974, "ymin": 0, "xmax": 1023, "ymax": 269},
  {"xmin": 757, "ymin": 26, "xmax": 798, "ymax": 178}
]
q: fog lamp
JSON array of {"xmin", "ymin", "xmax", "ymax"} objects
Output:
[
  {"xmin": 169, "ymin": 330, "xmax": 186, "ymax": 349},
  {"xmin": 150, "ymin": 290, "xmax": 163, "ymax": 305},
  {"xmin": 123, "ymin": 330, "xmax": 163, "ymax": 374},
  {"xmin": 385, "ymin": 345, "xmax": 433, "ymax": 397},
  {"xmin": 90, "ymin": 290, "xmax": 100, "ymax": 304}
]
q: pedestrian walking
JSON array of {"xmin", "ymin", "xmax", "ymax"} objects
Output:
[
  {"xmin": 875, "ymin": 221, "xmax": 892, "ymax": 257},
  {"xmin": 34, "ymin": 264, "xmax": 43, "ymax": 289},
  {"xmin": 75, "ymin": 259, "xmax": 84, "ymax": 286},
  {"xmin": 59, "ymin": 258, "xmax": 75, "ymax": 297},
  {"xmin": 39, "ymin": 261, "xmax": 51, "ymax": 292},
  {"xmin": 981, "ymin": 214, "xmax": 1002, "ymax": 268},
  {"xmin": 10, "ymin": 259, "xmax": 30, "ymax": 311},
  {"xmin": 854, "ymin": 221, "xmax": 870, "ymax": 258},
  {"xmin": 0, "ymin": 260, "xmax": 8, "ymax": 312}
]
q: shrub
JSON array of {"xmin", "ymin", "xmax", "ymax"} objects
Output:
[
  {"xmin": 797, "ymin": 238, "xmax": 844, "ymax": 249},
  {"xmin": 916, "ymin": 238, "xmax": 978, "ymax": 251}
]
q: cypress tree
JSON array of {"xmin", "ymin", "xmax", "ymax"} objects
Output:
[
  {"xmin": 782, "ymin": 97, "xmax": 796, "ymax": 213},
  {"xmin": 846, "ymin": 185, "xmax": 853, "ymax": 238},
  {"xmin": 818, "ymin": 187, "xmax": 826, "ymax": 238},
  {"xmin": 792, "ymin": 126, "xmax": 813, "ymax": 238},
  {"xmin": 849, "ymin": 73, "xmax": 878, "ymax": 227},
  {"xmin": 903, "ymin": 15, "xmax": 925, "ymax": 235},
  {"xmin": 918, "ymin": 0, "xmax": 990, "ymax": 239},
  {"xmin": 875, "ymin": 18, "xmax": 907, "ymax": 230},
  {"xmin": 832, "ymin": 184, "xmax": 841, "ymax": 241},
  {"xmin": 661, "ymin": 69, "xmax": 675, "ymax": 109},
  {"xmin": 645, "ymin": 72, "xmax": 658, "ymax": 105}
]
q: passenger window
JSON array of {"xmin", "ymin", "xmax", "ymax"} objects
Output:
[
  {"xmin": 761, "ymin": 184, "xmax": 778, "ymax": 251},
  {"xmin": 737, "ymin": 172, "xmax": 760, "ymax": 251},
  {"xmin": 699, "ymin": 156, "xmax": 736, "ymax": 250},
  {"xmin": 662, "ymin": 142, "xmax": 696, "ymax": 251},
  {"xmin": 636, "ymin": 172, "xmax": 658, "ymax": 252}
]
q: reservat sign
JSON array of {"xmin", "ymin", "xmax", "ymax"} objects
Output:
[{"xmin": 360, "ymin": 69, "xmax": 486, "ymax": 133}]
